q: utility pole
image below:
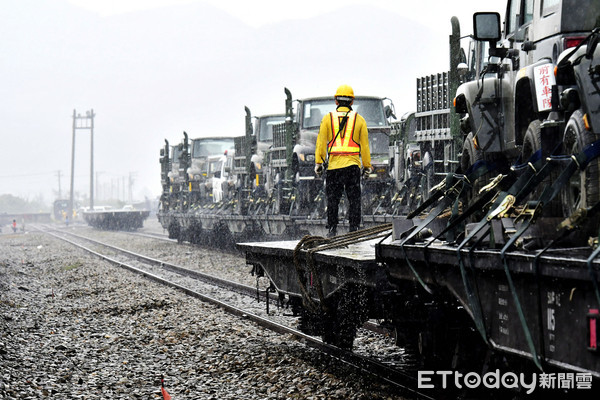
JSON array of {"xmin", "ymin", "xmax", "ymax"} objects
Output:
[
  {"xmin": 96, "ymin": 171, "xmax": 102, "ymax": 203},
  {"xmin": 56, "ymin": 170, "xmax": 62, "ymax": 199},
  {"xmin": 69, "ymin": 109, "xmax": 95, "ymax": 217},
  {"xmin": 128, "ymin": 172, "xmax": 137, "ymax": 204}
]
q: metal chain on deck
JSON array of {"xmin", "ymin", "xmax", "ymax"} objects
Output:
[{"xmin": 292, "ymin": 224, "xmax": 393, "ymax": 313}]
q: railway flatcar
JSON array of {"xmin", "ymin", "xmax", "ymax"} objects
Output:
[{"xmin": 239, "ymin": 5, "xmax": 600, "ymax": 394}]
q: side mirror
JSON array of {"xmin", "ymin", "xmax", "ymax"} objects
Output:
[
  {"xmin": 384, "ymin": 105, "xmax": 396, "ymax": 120},
  {"xmin": 160, "ymin": 149, "xmax": 165, "ymax": 157},
  {"xmin": 473, "ymin": 12, "xmax": 501, "ymax": 42}
]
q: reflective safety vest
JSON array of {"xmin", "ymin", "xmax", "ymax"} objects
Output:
[{"xmin": 327, "ymin": 110, "xmax": 359, "ymax": 156}]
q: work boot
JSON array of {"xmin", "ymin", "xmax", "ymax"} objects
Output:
[
  {"xmin": 349, "ymin": 226, "xmax": 359, "ymax": 233},
  {"xmin": 327, "ymin": 226, "xmax": 337, "ymax": 238}
]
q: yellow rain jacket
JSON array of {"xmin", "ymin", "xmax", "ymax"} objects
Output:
[{"xmin": 315, "ymin": 106, "xmax": 371, "ymax": 170}]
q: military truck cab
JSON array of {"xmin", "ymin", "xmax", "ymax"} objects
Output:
[
  {"xmin": 168, "ymin": 141, "xmax": 185, "ymax": 186},
  {"xmin": 280, "ymin": 94, "xmax": 394, "ymax": 215},
  {"xmin": 187, "ymin": 136, "xmax": 235, "ymax": 204},
  {"xmin": 455, "ymin": 0, "xmax": 599, "ymax": 163},
  {"xmin": 250, "ymin": 114, "xmax": 286, "ymax": 180},
  {"xmin": 293, "ymin": 95, "xmax": 392, "ymax": 178},
  {"xmin": 207, "ymin": 150, "xmax": 235, "ymax": 203}
]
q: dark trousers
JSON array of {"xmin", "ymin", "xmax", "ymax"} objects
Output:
[{"xmin": 325, "ymin": 165, "xmax": 361, "ymax": 230}]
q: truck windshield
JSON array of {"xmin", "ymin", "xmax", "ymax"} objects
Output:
[
  {"xmin": 369, "ymin": 131, "xmax": 390, "ymax": 155},
  {"xmin": 192, "ymin": 138, "xmax": 234, "ymax": 158},
  {"xmin": 258, "ymin": 115, "xmax": 286, "ymax": 142},
  {"xmin": 301, "ymin": 98, "xmax": 387, "ymax": 129},
  {"xmin": 208, "ymin": 159, "xmax": 223, "ymax": 175},
  {"xmin": 464, "ymin": 39, "xmax": 490, "ymax": 80},
  {"xmin": 171, "ymin": 147, "xmax": 181, "ymax": 163}
]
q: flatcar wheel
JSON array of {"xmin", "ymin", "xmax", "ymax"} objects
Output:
[
  {"xmin": 297, "ymin": 307, "xmax": 355, "ymax": 348},
  {"xmin": 321, "ymin": 317, "xmax": 355, "ymax": 350},
  {"xmin": 212, "ymin": 223, "xmax": 233, "ymax": 247},
  {"xmin": 322, "ymin": 285, "xmax": 368, "ymax": 349},
  {"xmin": 391, "ymin": 324, "xmax": 418, "ymax": 349},
  {"xmin": 305, "ymin": 304, "xmax": 356, "ymax": 349},
  {"xmin": 167, "ymin": 221, "xmax": 181, "ymax": 240},
  {"xmin": 187, "ymin": 221, "xmax": 203, "ymax": 244},
  {"xmin": 297, "ymin": 309, "xmax": 324, "ymax": 337}
]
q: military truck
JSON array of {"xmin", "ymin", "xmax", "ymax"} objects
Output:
[
  {"xmin": 232, "ymin": 108, "xmax": 286, "ymax": 214},
  {"xmin": 157, "ymin": 134, "xmax": 188, "ymax": 237},
  {"xmin": 454, "ymin": 0, "xmax": 600, "ymax": 222},
  {"xmin": 186, "ymin": 135, "xmax": 235, "ymax": 206},
  {"xmin": 167, "ymin": 134, "xmax": 189, "ymax": 212},
  {"xmin": 264, "ymin": 88, "xmax": 396, "ymax": 218},
  {"xmin": 158, "ymin": 139, "xmax": 171, "ymax": 212},
  {"xmin": 386, "ymin": 16, "xmax": 484, "ymax": 215},
  {"xmin": 387, "ymin": 113, "xmax": 423, "ymax": 214}
]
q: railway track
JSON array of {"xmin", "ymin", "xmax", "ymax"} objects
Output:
[
  {"xmin": 127, "ymin": 230, "xmax": 177, "ymax": 243},
  {"xmin": 32, "ymin": 224, "xmax": 439, "ymax": 400}
]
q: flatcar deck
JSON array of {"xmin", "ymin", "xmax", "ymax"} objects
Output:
[
  {"xmin": 238, "ymin": 235, "xmax": 389, "ymax": 305},
  {"xmin": 239, "ymin": 237, "xmax": 380, "ymax": 264}
]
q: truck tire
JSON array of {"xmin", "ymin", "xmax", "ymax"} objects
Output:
[
  {"xmin": 521, "ymin": 120, "xmax": 541, "ymax": 162},
  {"xmin": 461, "ymin": 133, "xmax": 482, "ymax": 173},
  {"xmin": 461, "ymin": 133, "xmax": 485, "ymax": 204},
  {"xmin": 561, "ymin": 110, "xmax": 600, "ymax": 224},
  {"xmin": 522, "ymin": 119, "xmax": 562, "ymax": 216}
]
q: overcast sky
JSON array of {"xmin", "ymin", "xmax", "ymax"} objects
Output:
[
  {"xmin": 1, "ymin": 0, "xmax": 504, "ymax": 207},
  {"xmin": 68, "ymin": 0, "xmax": 503, "ymax": 31}
]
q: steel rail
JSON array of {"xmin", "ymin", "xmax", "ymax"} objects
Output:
[
  {"xmin": 44, "ymin": 225, "xmax": 389, "ymax": 333},
  {"xmin": 127, "ymin": 231, "xmax": 177, "ymax": 243},
  {"xmin": 34, "ymin": 225, "xmax": 437, "ymax": 400},
  {"xmin": 39, "ymin": 225, "xmax": 260, "ymax": 299}
]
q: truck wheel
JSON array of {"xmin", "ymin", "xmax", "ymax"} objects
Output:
[
  {"xmin": 461, "ymin": 132, "xmax": 485, "ymax": 202},
  {"xmin": 522, "ymin": 120, "xmax": 562, "ymax": 216},
  {"xmin": 561, "ymin": 110, "xmax": 600, "ymax": 227},
  {"xmin": 461, "ymin": 133, "xmax": 482, "ymax": 173},
  {"xmin": 521, "ymin": 120, "xmax": 541, "ymax": 162}
]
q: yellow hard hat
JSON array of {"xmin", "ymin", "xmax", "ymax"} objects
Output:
[{"xmin": 335, "ymin": 84, "xmax": 354, "ymax": 99}]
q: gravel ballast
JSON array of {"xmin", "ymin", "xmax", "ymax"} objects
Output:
[{"xmin": 0, "ymin": 231, "xmax": 407, "ymax": 399}]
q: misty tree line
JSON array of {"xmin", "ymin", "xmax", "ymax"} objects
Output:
[{"xmin": 0, "ymin": 194, "xmax": 48, "ymax": 214}]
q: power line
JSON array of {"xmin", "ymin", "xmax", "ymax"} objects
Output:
[{"xmin": 0, "ymin": 172, "xmax": 56, "ymax": 179}]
